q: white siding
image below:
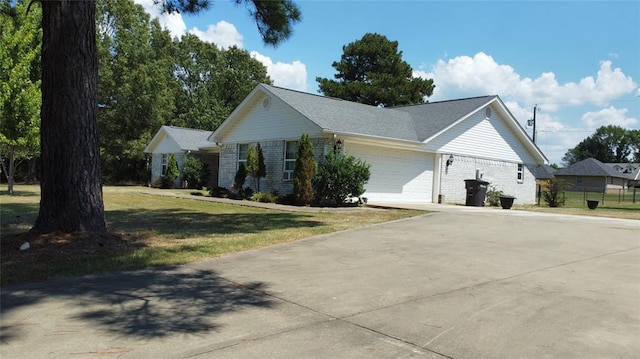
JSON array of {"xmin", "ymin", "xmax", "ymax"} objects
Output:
[
  {"xmin": 153, "ymin": 135, "xmax": 183, "ymax": 154},
  {"xmin": 426, "ymin": 109, "xmax": 536, "ymax": 163},
  {"xmin": 347, "ymin": 142, "xmax": 434, "ymax": 202},
  {"xmin": 220, "ymin": 94, "xmax": 322, "ymax": 143}
]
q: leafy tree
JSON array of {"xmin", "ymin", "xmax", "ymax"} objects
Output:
[
  {"xmin": 246, "ymin": 143, "xmax": 266, "ymax": 192},
  {"xmin": 0, "ymin": 0, "xmax": 41, "ymax": 194},
  {"xmin": 19, "ymin": 0, "xmax": 300, "ymax": 233},
  {"xmin": 182, "ymin": 156, "xmax": 208, "ymax": 189},
  {"xmin": 630, "ymin": 129, "xmax": 640, "ymax": 162},
  {"xmin": 97, "ymin": 0, "xmax": 176, "ymax": 184},
  {"xmin": 316, "ymin": 33, "xmax": 434, "ymax": 107},
  {"xmin": 293, "ymin": 133, "xmax": 316, "ymax": 205},
  {"xmin": 314, "ymin": 151, "xmax": 370, "ymax": 205},
  {"xmin": 562, "ymin": 125, "xmax": 636, "ymax": 165},
  {"xmin": 172, "ymin": 36, "xmax": 271, "ymax": 131}
]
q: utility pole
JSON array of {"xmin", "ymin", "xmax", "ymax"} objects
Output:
[{"xmin": 528, "ymin": 105, "xmax": 537, "ymax": 144}]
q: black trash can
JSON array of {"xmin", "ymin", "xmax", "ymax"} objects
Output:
[{"xmin": 464, "ymin": 179, "xmax": 490, "ymax": 206}]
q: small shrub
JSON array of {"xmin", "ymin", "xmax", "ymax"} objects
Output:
[
  {"xmin": 277, "ymin": 193, "xmax": 296, "ymax": 205},
  {"xmin": 543, "ymin": 177, "xmax": 568, "ymax": 207},
  {"xmin": 251, "ymin": 192, "xmax": 278, "ymax": 203},
  {"xmin": 209, "ymin": 186, "xmax": 229, "ymax": 198},
  {"xmin": 485, "ymin": 186, "xmax": 504, "ymax": 207},
  {"xmin": 234, "ymin": 163, "xmax": 247, "ymax": 193},
  {"xmin": 243, "ymin": 186, "xmax": 254, "ymax": 199},
  {"xmin": 159, "ymin": 175, "xmax": 174, "ymax": 189}
]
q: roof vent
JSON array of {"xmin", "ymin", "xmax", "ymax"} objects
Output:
[
  {"xmin": 263, "ymin": 97, "xmax": 271, "ymax": 109},
  {"xmin": 485, "ymin": 107, "xmax": 492, "ymax": 118}
]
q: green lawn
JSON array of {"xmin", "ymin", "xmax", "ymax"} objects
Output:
[{"xmin": 0, "ymin": 185, "xmax": 426, "ymax": 286}]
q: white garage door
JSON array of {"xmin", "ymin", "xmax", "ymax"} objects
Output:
[{"xmin": 346, "ymin": 143, "xmax": 434, "ymax": 203}]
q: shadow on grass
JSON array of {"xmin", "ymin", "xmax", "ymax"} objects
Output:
[
  {"xmin": 0, "ymin": 190, "xmax": 40, "ymax": 197},
  {"xmin": 0, "ymin": 202, "xmax": 39, "ymax": 234},
  {"xmin": 108, "ymin": 208, "xmax": 323, "ymax": 236},
  {"xmin": 1, "ymin": 267, "xmax": 275, "ymax": 342}
]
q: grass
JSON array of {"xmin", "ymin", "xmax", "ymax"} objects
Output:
[
  {"xmin": 521, "ymin": 190, "xmax": 640, "ymax": 220},
  {"xmin": 0, "ymin": 185, "xmax": 426, "ymax": 286}
]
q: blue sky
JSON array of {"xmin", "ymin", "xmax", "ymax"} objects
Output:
[{"xmin": 137, "ymin": 0, "xmax": 640, "ymax": 165}]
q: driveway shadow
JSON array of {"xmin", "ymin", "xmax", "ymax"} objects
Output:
[{"xmin": 1, "ymin": 267, "xmax": 275, "ymax": 341}]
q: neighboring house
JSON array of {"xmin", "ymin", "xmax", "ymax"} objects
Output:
[
  {"xmin": 605, "ymin": 162, "xmax": 640, "ymax": 188},
  {"xmin": 530, "ymin": 163, "xmax": 557, "ymax": 197},
  {"xmin": 144, "ymin": 125, "xmax": 219, "ymax": 188},
  {"xmin": 530, "ymin": 163, "xmax": 557, "ymax": 182},
  {"xmin": 554, "ymin": 158, "xmax": 633, "ymax": 193},
  {"xmin": 208, "ymin": 84, "xmax": 547, "ymax": 204}
]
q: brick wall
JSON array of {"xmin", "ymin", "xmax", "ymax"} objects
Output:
[
  {"xmin": 439, "ymin": 154, "xmax": 536, "ymax": 204},
  {"xmin": 218, "ymin": 138, "xmax": 328, "ymax": 194}
]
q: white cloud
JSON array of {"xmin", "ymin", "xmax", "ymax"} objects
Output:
[
  {"xmin": 134, "ymin": 0, "xmax": 186, "ymax": 38},
  {"xmin": 416, "ymin": 53, "xmax": 637, "ymax": 110},
  {"xmin": 189, "ymin": 21, "xmax": 244, "ymax": 49},
  {"xmin": 250, "ymin": 51, "xmax": 307, "ymax": 92},
  {"xmin": 581, "ymin": 106, "xmax": 638, "ymax": 129}
]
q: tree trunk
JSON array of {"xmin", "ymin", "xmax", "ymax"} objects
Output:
[
  {"xmin": 33, "ymin": 0, "xmax": 106, "ymax": 233},
  {"xmin": 7, "ymin": 150, "xmax": 15, "ymax": 195},
  {"xmin": 0, "ymin": 150, "xmax": 16, "ymax": 195}
]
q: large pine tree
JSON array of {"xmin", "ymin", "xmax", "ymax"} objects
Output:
[
  {"xmin": 31, "ymin": 0, "xmax": 301, "ymax": 233},
  {"xmin": 316, "ymin": 33, "xmax": 435, "ymax": 107}
]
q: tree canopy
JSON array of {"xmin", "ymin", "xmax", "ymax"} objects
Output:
[
  {"xmin": 96, "ymin": 0, "xmax": 272, "ymax": 184},
  {"xmin": 0, "ymin": 0, "xmax": 41, "ymax": 194},
  {"xmin": 562, "ymin": 125, "xmax": 639, "ymax": 165},
  {"xmin": 316, "ymin": 33, "xmax": 435, "ymax": 107}
]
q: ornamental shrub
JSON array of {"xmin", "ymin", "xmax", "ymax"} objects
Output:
[
  {"xmin": 163, "ymin": 154, "xmax": 180, "ymax": 188},
  {"xmin": 293, "ymin": 133, "xmax": 316, "ymax": 205},
  {"xmin": 232, "ymin": 163, "xmax": 247, "ymax": 198},
  {"xmin": 246, "ymin": 143, "xmax": 266, "ymax": 192},
  {"xmin": 182, "ymin": 156, "xmax": 208, "ymax": 189},
  {"xmin": 543, "ymin": 177, "xmax": 567, "ymax": 207},
  {"xmin": 485, "ymin": 186, "xmax": 504, "ymax": 207},
  {"xmin": 314, "ymin": 151, "xmax": 370, "ymax": 205}
]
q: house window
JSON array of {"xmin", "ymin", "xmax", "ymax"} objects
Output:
[
  {"xmin": 284, "ymin": 140, "xmax": 298, "ymax": 181},
  {"xmin": 576, "ymin": 176, "xmax": 583, "ymax": 185},
  {"xmin": 161, "ymin": 154, "xmax": 168, "ymax": 175},
  {"xmin": 238, "ymin": 144, "xmax": 249, "ymax": 167},
  {"xmin": 517, "ymin": 163, "xmax": 524, "ymax": 183}
]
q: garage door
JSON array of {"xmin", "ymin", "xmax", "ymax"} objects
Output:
[{"xmin": 346, "ymin": 143, "xmax": 434, "ymax": 202}]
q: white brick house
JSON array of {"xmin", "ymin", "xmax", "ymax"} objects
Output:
[
  {"xmin": 144, "ymin": 126, "xmax": 219, "ymax": 188},
  {"xmin": 207, "ymin": 84, "xmax": 547, "ymax": 204}
]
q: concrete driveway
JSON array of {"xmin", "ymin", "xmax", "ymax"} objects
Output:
[{"xmin": 2, "ymin": 207, "xmax": 639, "ymax": 358}]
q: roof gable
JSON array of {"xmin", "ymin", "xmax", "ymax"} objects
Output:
[{"xmin": 145, "ymin": 125, "xmax": 213, "ymax": 153}]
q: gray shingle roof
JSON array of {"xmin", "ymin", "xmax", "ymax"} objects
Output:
[
  {"xmin": 530, "ymin": 164, "xmax": 557, "ymax": 179},
  {"xmin": 555, "ymin": 158, "xmax": 632, "ymax": 179},
  {"xmin": 163, "ymin": 126, "xmax": 213, "ymax": 151},
  {"xmin": 264, "ymin": 85, "xmax": 418, "ymax": 141},
  {"xmin": 263, "ymin": 84, "xmax": 497, "ymax": 142}
]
